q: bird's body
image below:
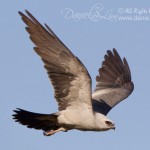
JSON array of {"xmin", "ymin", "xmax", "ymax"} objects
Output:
[
  {"xmin": 57, "ymin": 106, "xmax": 112, "ymax": 131},
  {"xmin": 13, "ymin": 10, "xmax": 134, "ymax": 136}
]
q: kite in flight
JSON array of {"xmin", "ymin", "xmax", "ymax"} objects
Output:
[{"xmin": 13, "ymin": 10, "xmax": 134, "ymax": 136}]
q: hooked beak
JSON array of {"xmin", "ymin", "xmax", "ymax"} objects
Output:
[{"xmin": 112, "ymin": 126, "xmax": 115, "ymax": 130}]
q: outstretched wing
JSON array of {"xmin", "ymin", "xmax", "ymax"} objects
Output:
[
  {"xmin": 19, "ymin": 10, "xmax": 92, "ymax": 111},
  {"xmin": 92, "ymin": 49, "xmax": 134, "ymax": 115}
]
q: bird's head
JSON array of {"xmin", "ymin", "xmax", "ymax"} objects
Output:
[
  {"xmin": 95, "ymin": 113, "xmax": 115, "ymax": 131},
  {"xmin": 104, "ymin": 120, "xmax": 115, "ymax": 130}
]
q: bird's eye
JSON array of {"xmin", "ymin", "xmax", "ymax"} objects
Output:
[{"xmin": 105, "ymin": 121, "xmax": 112, "ymax": 126}]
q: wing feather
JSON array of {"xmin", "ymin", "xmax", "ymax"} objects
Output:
[
  {"xmin": 92, "ymin": 49, "xmax": 134, "ymax": 115},
  {"xmin": 19, "ymin": 10, "xmax": 92, "ymax": 110}
]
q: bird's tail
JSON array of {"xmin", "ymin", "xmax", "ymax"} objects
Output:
[{"xmin": 13, "ymin": 108, "xmax": 59, "ymax": 133}]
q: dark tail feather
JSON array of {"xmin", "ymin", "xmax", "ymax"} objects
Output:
[{"xmin": 12, "ymin": 108, "xmax": 59, "ymax": 131}]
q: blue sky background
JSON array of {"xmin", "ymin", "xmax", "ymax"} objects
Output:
[{"xmin": 1, "ymin": 0, "xmax": 150, "ymax": 149}]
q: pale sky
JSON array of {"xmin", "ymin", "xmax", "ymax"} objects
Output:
[{"xmin": 1, "ymin": 0, "xmax": 150, "ymax": 149}]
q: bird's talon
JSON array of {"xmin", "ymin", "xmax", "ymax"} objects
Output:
[{"xmin": 43, "ymin": 130, "xmax": 55, "ymax": 136}]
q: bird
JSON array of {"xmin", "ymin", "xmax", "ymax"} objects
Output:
[{"xmin": 13, "ymin": 10, "xmax": 134, "ymax": 136}]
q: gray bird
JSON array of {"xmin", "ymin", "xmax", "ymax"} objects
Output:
[{"xmin": 13, "ymin": 10, "xmax": 134, "ymax": 136}]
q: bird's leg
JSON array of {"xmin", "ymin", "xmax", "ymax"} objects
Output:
[{"xmin": 43, "ymin": 127, "xmax": 68, "ymax": 136}]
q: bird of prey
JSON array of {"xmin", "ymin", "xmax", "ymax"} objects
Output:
[{"xmin": 13, "ymin": 10, "xmax": 134, "ymax": 136}]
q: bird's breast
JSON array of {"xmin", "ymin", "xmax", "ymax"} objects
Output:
[{"xmin": 57, "ymin": 106, "xmax": 98, "ymax": 130}]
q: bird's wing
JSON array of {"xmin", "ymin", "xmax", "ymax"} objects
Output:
[
  {"xmin": 19, "ymin": 10, "xmax": 92, "ymax": 111},
  {"xmin": 92, "ymin": 49, "xmax": 134, "ymax": 115}
]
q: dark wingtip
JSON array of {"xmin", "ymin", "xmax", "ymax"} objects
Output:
[
  {"xmin": 18, "ymin": 10, "xmax": 32, "ymax": 18},
  {"xmin": 113, "ymin": 48, "xmax": 117, "ymax": 53},
  {"xmin": 12, "ymin": 108, "xmax": 22, "ymax": 117},
  {"xmin": 25, "ymin": 9, "xmax": 29, "ymax": 13},
  {"xmin": 13, "ymin": 108, "xmax": 19, "ymax": 113},
  {"xmin": 113, "ymin": 48, "xmax": 119, "ymax": 56},
  {"xmin": 18, "ymin": 11, "xmax": 23, "ymax": 16},
  {"xmin": 25, "ymin": 10, "xmax": 32, "ymax": 17},
  {"xmin": 13, "ymin": 108, "xmax": 22, "ymax": 111},
  {"xmin": 107, "ymin": 50, "xmax": 111, "ymax": 54},
  {"xmin": 123, "ymin": 57, "xmax": 127, "ymax": 64},
  {"xmin": 107, "ymin": 50, "xmax": 113, "ymax": 57},
  {"xmin": 12, "ymin": 110, "xmax": 17, "ymax": 120}
]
